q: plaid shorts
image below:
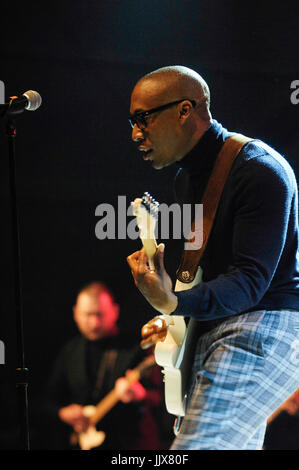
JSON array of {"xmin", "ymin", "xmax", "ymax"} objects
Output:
[{"xmin": 170, "ymin": 309, "xmax": 299, "ymax": 450}]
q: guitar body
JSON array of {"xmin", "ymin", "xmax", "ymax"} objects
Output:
[
  {"xmin": 154, "ymin": 267, "xmax": 202, "ymax": 417},
  {"xmin": 73, "ymin": 405, "xmax": 106, "ymax": 450},
  {"xmin": 78, "ymin": 426, "xmax": 105, "ymax": 450}
]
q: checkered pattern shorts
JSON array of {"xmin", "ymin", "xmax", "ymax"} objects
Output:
[{"xmin": 170, "ymin": 309, "xmax": 299, "ymax": 450}]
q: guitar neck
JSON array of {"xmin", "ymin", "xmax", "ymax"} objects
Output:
[
  {"xmin": 132, "ymin": 194, "xmax": 159, "ymax": 272},
  {"xmin": 140, "ymin": 237, "xmax": 157, "ymax": 271},
  {"xmin": 90, "ymin": 356, "xmax": 155, "ymax": 425}
]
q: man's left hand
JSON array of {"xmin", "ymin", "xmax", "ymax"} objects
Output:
[{"xmin": 126, "ymin": 243, "xmax": 178, "ymax": 315}]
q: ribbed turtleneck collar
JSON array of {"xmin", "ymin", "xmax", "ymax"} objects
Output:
[{"xmin": 178, "ymin": 119, "xmax": 231, "ymax": 174}]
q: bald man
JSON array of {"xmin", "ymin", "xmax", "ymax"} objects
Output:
[
  {"xmin": 44, "ymin": 282, "xmax": 163, "ymax": 450},
  {"xmin": 127, "ymin": 66, "xmax": 299, "ymax": 450}
]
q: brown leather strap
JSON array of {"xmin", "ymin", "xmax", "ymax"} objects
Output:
[{"xmin": 176, "ymin": 133, "xmax": 252, "ymax": 283}]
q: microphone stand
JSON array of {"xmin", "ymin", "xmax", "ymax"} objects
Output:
[{"xmin": 5, "ymin": 116, "xmax": 30, "ymax": 450}]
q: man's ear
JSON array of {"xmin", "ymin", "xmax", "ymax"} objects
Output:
[
  {"xmin": 179, "ymin": 100, "xmax": 193, "ymax": 120},
  {"xmin": 72, "ymin": 305, "xmax": 77, "ymax": 321},
  {"xmin": 179, "ymin": 106, "xmax": 187, "ymax": 116}
]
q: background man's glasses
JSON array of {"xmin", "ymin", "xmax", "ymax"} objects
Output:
[{"xmin": 129, "ymin": 98, "xmax": 196, "ymax": 130}]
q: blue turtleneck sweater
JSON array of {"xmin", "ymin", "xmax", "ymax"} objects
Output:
[{"xmin": 172, "ymin": 120, "xmax": 299, "ymax": 321}]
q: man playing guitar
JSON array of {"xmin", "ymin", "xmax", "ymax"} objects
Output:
[
  {"xmin": 44, "ymin": 282, "xmax": 163, "ymax": 450},
  {"xmin": 127, "ymin": 65, "xmax": 299, "ymax": 450}
]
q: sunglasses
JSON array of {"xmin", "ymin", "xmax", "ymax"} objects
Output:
[{"xmin": 129, "ymin": 98, "xmax": 196, "ymax": 130}]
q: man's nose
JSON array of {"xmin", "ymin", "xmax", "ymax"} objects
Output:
[
  {"xmin": 93, "ymin": 315, "xmax": 102, "ymax": 328},
  {"xmin": 132, "ymin": 123, "xmax": 144, "ymax": 142}
]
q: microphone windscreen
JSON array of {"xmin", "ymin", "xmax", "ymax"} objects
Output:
[{"xmin": 23, "ymin": 90, "xmax": 42, "ymax": 111}]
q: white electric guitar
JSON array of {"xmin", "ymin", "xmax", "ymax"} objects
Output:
[{"xmin": 132, "ymin": 193, "xmax": 202, "ymax": 427}]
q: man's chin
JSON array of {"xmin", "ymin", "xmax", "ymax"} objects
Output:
[
  {"xmin": 151, "ymin": 153, "xmax": 174, "ymax": 170},
  {"xmin": 152, "ymin": 159, "xmax": 165, "ymax": 170},
  {"xmin": 87, "ymin": 332, "xmax": 104, "ymax": 341}
]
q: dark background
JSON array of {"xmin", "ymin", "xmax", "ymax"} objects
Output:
[{"xmin": 0, "ymin": 0, "xmax": 298, "ymax": 450}]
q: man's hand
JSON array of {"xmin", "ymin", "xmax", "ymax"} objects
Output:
[
  {"xmin": 126, "ymin": 243, "xmax": 178, "ymax": 315},
  {"xmin": 58, "ymin": 404, "xmax": 90, "ymax": 432},
  {"xmin": 140, "ymin": 316, "xmax": 168, "ymax": 349},
  {"xmin": 281, "ymin": 392, "xmax": 299, "ymax": 416},
  {"xmin": 115, "ymin": 371, "xmax": 146, "ymax": 403}
]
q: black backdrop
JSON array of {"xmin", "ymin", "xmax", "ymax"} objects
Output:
[{"xmin": 0, "ymin": 0, "xmax": 298, "ymax": 450}]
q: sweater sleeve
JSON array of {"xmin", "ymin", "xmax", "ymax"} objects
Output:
[{"xmin": 172, "ymin": 149, "xmax": 297, "ymax": 320}]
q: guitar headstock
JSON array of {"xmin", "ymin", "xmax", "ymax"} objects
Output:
[{"xmin": 132, "ymin": 192, "xmax": 159, "ymax": 241}]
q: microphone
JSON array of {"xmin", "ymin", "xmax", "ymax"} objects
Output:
[{"xmin": 0, "ymin": 90, "xmax": 42, "ymax": 117}]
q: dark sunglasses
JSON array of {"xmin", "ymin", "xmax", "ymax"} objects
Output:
[{"xmin": 129, "ymin": 98, "xmax": 196, "ymax": 130}]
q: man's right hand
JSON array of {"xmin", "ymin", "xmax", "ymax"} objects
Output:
[
  {"xmin": 58, "ymin": 404, "xmax": 90, "ymax": 432},
  {"xmin": 140, "ymin": 316, "xmax": 168, "ymax": 349}
]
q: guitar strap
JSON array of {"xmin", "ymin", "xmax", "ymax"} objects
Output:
[
  {"xmin": 176, "ymin": 133, "xmax": 253, "ymax": 283},
  {"xmin": 95, "ymin": 349, "xmax": 118, "ymax": 391}
]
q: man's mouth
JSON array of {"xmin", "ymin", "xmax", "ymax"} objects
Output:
[{"xmin": 138, "ymin": 146, "xmax": 153, "ymax": 160}]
